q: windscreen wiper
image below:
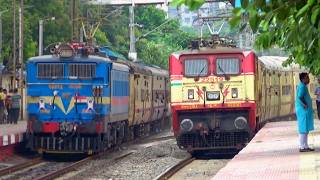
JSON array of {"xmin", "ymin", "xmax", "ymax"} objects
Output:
[
  {"xmin": 217, "ymin": 63, "xmax": 230, "ymax": 81},
  {"xmin": 195, "ymin": 64, "xmax": 207, "ymax": 81}
]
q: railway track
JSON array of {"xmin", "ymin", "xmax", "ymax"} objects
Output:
[
  {"xmin": 0, "ymin": 133, "xmax": 173, "ymax": 179},
  {"xmin": 0, "ymin": 157, "xmax": 43, "ymax": 176},
  {"xmin": 155, "ymin": 156, "xmax": 195, "ymax": 180},
  {"xmin": 0, "ymin": 151, "xmax": 134, "ymax": 180},
  {"xmin": 37, "ymin": 151, "xmax": 134, "ymax": 180},
  {"xmin": 155, "ymin": 153, "xmax": 230, "ymax": 180}
]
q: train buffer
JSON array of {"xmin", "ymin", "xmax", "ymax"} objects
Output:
[{"xmin": 213, "ymin": 120, "xmax": 320, "ymax": 180}]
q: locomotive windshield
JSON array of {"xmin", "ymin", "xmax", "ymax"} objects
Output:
[
  {"xmin": 184, "ymin": 58, "xmax": 208, "ymax": 77},
  {"xmin": 37, "ymin": 63, "xmax": 64, "ymax": 79},
  {"xmin": 68, "ymin": 63, "xmax": 96, "ymax": 79},
  {"xmin": 216, "ymin": 57, "xmax": 240, "ymax": 75},
  {"xmin": 36, "ymin": 62, "xmax": 96, "ymax": 79}
]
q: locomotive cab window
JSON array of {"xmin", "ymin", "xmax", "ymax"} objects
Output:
[
  {"xmin": 216, "ymin": 58, "xmax": 240, "ymax": 75},
  {"xmin": 37, "ymin": 63, "xmax": 64, "ymax": 79},
  {"xmin": 68, "ymin": 63, "xmax": 96, "ymax": 79},
  {"xmin": 184, "ymin": 58, "xmax": 208, "ymax": 77}
]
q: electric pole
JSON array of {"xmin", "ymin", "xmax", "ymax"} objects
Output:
[
  {"xmin": 71, "ymin": 0, "xmax": 79, "ymax": 41},
  {"xmin": 0, "ymin": 12, "xmax": 3, "ymax": 62},
  {"xmin": 38, "ymin": 19, "xmax": 43, "ymax": 56},
  {"xmin": 128, "ymin": 0, "xmax": 137, "ymax": 61},
  {"xmin": 0, "ymin": 10, "xmax": 6, "ymax": 87},
  {"xmin": 13, "ymin": 0, "xmax": 16, "ymax": 89},
  {"xmin": 18, "ymin": 0, "xmax": 24, "ymax": 120},
  {"xmin": 0, "ymin": 10, "xmax": 9, "ymax": 64}
]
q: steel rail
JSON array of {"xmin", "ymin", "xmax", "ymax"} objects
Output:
[
  {"xmin": 155, "ymin": 156, "xmax": 195, "ymax": 180},
  {"xmin": 1, "ymin": 131, "xmax": 172, "ymax": 179},
  {"xmin": 35, "ymin": 151, "xmax": 134, "ymax": 180},
  {"xmin": 0, "ymin": 157, "xmax": 43, "ymax": 177},
  {"xmin": 144, "ymin": 135, "xmax": 174, "ymax": 143}
]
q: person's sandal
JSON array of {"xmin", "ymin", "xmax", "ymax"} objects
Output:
[
  {"xmin": 307, "ymin": 148, "xmax": 315, "ymax": 151},
  {"xmin": 299, "ymin": 148, "xmax": 310, "ymax": 152}
]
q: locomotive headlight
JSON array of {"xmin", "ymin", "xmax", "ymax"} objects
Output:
[
  {"xmin": 231, "ymin": 88, "xmax": 238, "ymax": 98},
  {"xmin": 180, "ymin": 119, "xmax": 193, "ymax": 132},
  {"xmin": 234, "ymin": 116, "xmax": 247, "ymax": 129},
  {"xmin": 188, "ymin": 89, "xmax": 194, "ymax": 99},
  {"xmin": 206, "ymin": 91, "xmax": 220, "ymax": 100}
]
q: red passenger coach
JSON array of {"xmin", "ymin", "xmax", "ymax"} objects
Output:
[{"xmin": 169, "ymin": 44, "xmax": 258, "ymax": 152}]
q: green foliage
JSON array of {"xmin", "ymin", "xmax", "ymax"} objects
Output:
[
  {"xmin": 94, "ymin": 29, "xmax": 110, "ymax": 46},
  {"xmin": 235, "ymin": 0, "xmax": 320, "ymax": 75},
  {"xmin": 0, "ymin": 0, "xmax": 71, "ymax": 65},
  {"xmin": 171, "ymin": 0, "xmax": 205, "ymax": 11},
  {"xmin": 95, "ymin": 5, "xmax": 196, "ymax": 69},
  {"xmin": 0, "ymin": 1, "xmax": 195, "ymax": 70},
  {"xmin": 173, "ymin": 0, "xmax": 320, "ymax": 75}
]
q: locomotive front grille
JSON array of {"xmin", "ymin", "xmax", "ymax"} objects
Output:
[
  {"xmin": 176, "ymin": 131, "xmax": 249, "ymax": 150},
  {"xmin": 29, "ymin": 135, "xmax": 102, "ymax": 153}
]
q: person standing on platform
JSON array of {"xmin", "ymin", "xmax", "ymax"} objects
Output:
[
  {"xmin": 315, "ymin": 78, "xmax": 320, "ymax": 119},
  {"xmin": 296, "ymin": 72, "xmax": 315, "ymax": 152},
  {"xmin": 7, "ymin": 89, "xmax": 14, "ymax": 124},
  {"xmin": 3, "ymin": 89, "xmax": 10, "ymax": 124},
  {"xmin": 10, "ymin": 89, "xmax": 21, "ymax": 124},
  {"xmin": 0, "ymin": 88, "xmax": 4, "ymax": 124}
]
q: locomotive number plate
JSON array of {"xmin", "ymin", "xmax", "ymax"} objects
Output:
[
  {"xmin": 48, "ymin": 84, "xmax": 63, "ymax": 89},
  {"xmin": 69, "ymin": 84, "xmax": 82, "ymax": 89}
]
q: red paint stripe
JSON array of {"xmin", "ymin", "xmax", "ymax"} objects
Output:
[
  {"xmin": 112, "ymin": 96, "xmax": 129, "ymax": 105},
  {"xmin": 77, "ymin": 96, "xmax": 86, "ymax": 99},
  {"xmin": 76, "ymin": 96, "xmax": 87, "ymax": 103},
  {"xmin": 169, "ymin": 55, "xmax": 182, "ymax": 75},
  {"xmin": 42, "ymin": 122, "xmax": 60, "ymax": 133},
  {"xmin": 95, "ymin": 122, "xmax": 104, "ymax": 134},
  {"xmin": 170, "ymin": 75, "xmax": 183, "ymax": 81},
  {"xmin": 242, "ymin": 51, "xmax": 255, "ymax": 73},
  {"xmin": 172, "ymin": 103, "xmax": 255, "ymax": 109}
]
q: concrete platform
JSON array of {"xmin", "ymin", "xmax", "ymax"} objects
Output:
[
  {"xmin": 213, "ymin": 120, "xmax": 320, "ymax": 180},
  {"xmin": 0, "ymin": 121, "xmax": 26, "ymax": 147}
]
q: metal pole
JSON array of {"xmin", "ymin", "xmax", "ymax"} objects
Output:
[
  {"xmin": 19, "ymin": 0, "xmax": 24, "ymax": 120},
  {"xmin": 0, "ymin": 13, "xmax": 2, "ymax": 62},
  {"xmin": 38, "ymin": 19, "xmax": 43, "ymax": 56},
  {"xmin": 0, "ymin": 13, "xmax": 2, "ymax": 87},
  {"xmin": 13, "ymin": 1, "xmax": 16, "ymax": 89},
  {"xmin": 80, "ymin": 27, "xmax": 83, "ymax": 43},
  {"xmin": 128, "ymin": 0, "xmax": 137, "ymax": 61}
]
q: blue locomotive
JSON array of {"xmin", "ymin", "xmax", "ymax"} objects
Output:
[{"xmin": 26, "ymin": 44, "xmax": 170, "ymax": 154}]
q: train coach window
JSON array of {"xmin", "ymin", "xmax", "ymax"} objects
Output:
[
  {"xmin": 216, "ymin": 58, "xmax": 240, "ymax": 75},
  {"xmin": 37, "ymin": 63, "xmax": 64, "ymax": 79},
  {"xmin": 184, "ymin": 59, "xmax": 208, "ymax": 77},
  {"xmin": 282, "ymin": 85, "xmax": 292, "ymax": 95},
  {"xmin": 68, "ymin": 64, "xmax": 96, "ymax": 79}
]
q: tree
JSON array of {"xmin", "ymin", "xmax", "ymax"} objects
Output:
[
  {"xmin": 173, "ymin": 0, "xmax": 320, "ymax": 74},
  {"xmin": 0, "ymin": 0, "xmax": 71, "ymax": 65},
  {"xmin": 0, "ymin": 1, "xmax": 195, "ymax": 70},
  {"xmin": 93, "ymin": 5, "xmax": 196, "ymax": 69}
]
